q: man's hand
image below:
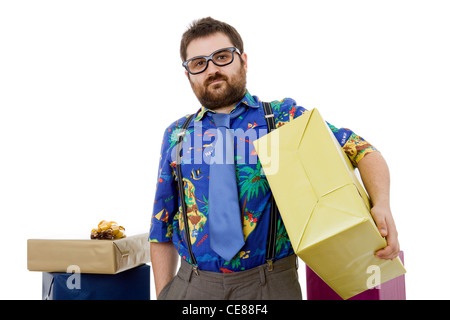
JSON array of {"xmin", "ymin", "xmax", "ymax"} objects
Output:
[
  {"xmin": 357, "ymin": 151, "xmax": 400, "ymax": 260},
  {"xmin": 370, "ymin": 205, "xmax": 400, "ymax": 260}
]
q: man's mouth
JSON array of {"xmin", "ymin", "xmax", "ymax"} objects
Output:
[
  {"xmin": 209, "ymin": 79, "xmax": 224, "ymax": 85},
  {"xmin": 205, "ymin": 75, "xmax": 227, "ymax": 87}
]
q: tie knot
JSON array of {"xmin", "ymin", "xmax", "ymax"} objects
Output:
[{"xmin": 212, "ymin": 113, "xmax": 231, "ymax": 129}]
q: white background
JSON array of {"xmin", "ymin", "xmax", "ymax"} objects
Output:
[{"xmin": 1, "ymin": 0, "xmax": 449, "ymax": 300}]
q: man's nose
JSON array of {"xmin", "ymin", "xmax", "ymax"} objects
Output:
[{"xmin": 205, "ymin": 60, "xmax": 221, "ymax": 76}]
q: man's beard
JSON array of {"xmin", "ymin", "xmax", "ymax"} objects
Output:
[{"xmin": 190, "ymin": 64, "xmax": 247, "ymax": 110}]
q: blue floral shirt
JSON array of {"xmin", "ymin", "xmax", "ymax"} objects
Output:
[{"xmin": 149, "ymin": 91, "xmax": 376, "ymax": 273}]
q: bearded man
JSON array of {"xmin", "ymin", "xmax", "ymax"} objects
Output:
[{"xmin": 149, "ymin": 17, "xmax": 399, "ymax": 300}]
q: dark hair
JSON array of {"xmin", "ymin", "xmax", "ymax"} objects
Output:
[{"xmin": 180, "ymin": 17, "xmax": 244, "ymax": 62}]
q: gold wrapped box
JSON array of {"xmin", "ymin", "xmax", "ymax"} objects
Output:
[
  {"xmin": 253, "ymin": 109, "xmax": 406, "ymax": 299},
  {"xmin": 27, "ymin": 233, "xmax": 150, "ymax": 274}
]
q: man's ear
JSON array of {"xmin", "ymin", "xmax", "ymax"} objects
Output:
[{"xmin": 241, "ymin": 52, "xmax": 248, "ymax": 73}]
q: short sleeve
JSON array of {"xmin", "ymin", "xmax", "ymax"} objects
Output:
[
  {"xmin": 327, "ymin": 123, "xmax": 378, "ymax": 167},
  {"xmin": 148, "ymin": 125, "xmax": 179, "ymax": 243}
]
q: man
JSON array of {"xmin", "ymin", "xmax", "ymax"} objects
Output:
[{"xmin": 149, "ymin": 17, "xmax": 400, "ymax": 300}]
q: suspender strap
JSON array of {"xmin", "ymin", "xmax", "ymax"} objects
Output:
[
  {"xmin": 262, "ymin": 102, "xmax": 278, "ymax": 270},
  {"xmin": 175, "ymin": 114, "xmax": 198, "ymax": 274},
  {"xmin": 262, "ymin": 102, "xmax": 276, "ymax": 131},
  {"xmin": 174, "ymin": 103, "xmax": 279, "ymax": 273}
]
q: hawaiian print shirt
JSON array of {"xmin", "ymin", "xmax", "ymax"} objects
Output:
[{"xmin": 149, "ymin": 90, "xmax": 377, "ymax": 273}]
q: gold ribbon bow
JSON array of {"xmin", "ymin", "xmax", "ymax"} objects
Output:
[{"xmin": 91, "ymin": 220, "xmax": 126, "ymax": 240}]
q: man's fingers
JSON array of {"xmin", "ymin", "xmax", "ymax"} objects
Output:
[
  {"xmin": 370, "ymin": 206, "xmax": 390, "ymax": 237},
  {"xmin": 376, "ymin": 246, "xmax": 397, "ymax": 260},
  {"xmin": 370, "ymin": 206, "xmax": 400, "ymax": 260},
  {"xmin": 372, "ymin": 213, "xmax": 388, "ymax": 237},
  {"xmin": 376, "ymin": 232, "xmax": 400, "ymax": 260}
]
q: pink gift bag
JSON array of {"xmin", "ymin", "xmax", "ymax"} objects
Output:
[{"xmin": 306, "ymin": 251, "xmax": 406, "ymax": 300}]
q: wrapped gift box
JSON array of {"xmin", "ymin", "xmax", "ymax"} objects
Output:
[
  {"xmin": 28, "ymin": 233, "xmax": 150, "ymax": 274},
  {"xmin": 43, "ymin": 264, "xmax": 150, "ymax": 300},
  {"xmin": 307, "ymin": 251, "xmax": 406, "ymax": 300},
  {"xmin": 253, "ymin": 109, "xmax": 406, "ymax": 299}
]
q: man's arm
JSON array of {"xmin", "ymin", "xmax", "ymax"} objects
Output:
[
  {"xmin": 150, "ymin": 241, "xmax": 179, "ymax": 298},
  {"xmin": 357, "ymin": 151, "xmax": 400, "ymax": 260}
]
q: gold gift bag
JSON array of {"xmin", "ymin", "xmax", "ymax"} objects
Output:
[{"xmin": 253, "ymin": 109, "xmax": 406, "ymax": 299}]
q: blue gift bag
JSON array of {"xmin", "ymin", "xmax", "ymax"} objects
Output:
[{"xmin": 42, "ymin": 264, "xmax": 150, "ymax": 300}]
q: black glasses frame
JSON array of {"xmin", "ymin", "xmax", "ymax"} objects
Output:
[{"xmin": 182, "ymin": 47, "xmax": 241, "ymax": 75}]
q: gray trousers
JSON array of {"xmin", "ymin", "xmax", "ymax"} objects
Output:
[{"xmin": 158, "ymin": 254, "xmax": 302, "ymax": 300}]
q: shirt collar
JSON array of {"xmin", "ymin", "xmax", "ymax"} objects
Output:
[{"xmin": 193, "ymin": 90, "xmax": 260, "ymax": 122}]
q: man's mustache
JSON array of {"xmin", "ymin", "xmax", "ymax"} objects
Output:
[{"xmin": 204, "ymin": 73, "xmax": 228, "ymax": 86}]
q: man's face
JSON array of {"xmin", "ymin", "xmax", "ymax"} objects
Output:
[{"xmin": 185, "ymin": 32, "xmax": 248, "ymax": 111}]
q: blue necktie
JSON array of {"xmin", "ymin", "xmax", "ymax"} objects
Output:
[{"xmin": 208, "ymin": 112, "xmax": 245, "ymax": 261}]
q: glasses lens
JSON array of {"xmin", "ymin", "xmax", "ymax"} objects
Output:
[
  {"xmin": 187, "ymin": 57, "xmax": 207, "ymax": 74},
  {"xmin": 212, "ymin": 49, "xmax": 234, "ymax": 66}
]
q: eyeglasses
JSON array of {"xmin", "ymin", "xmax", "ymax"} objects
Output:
[{"xmin": 182, "ymin": 47, "xmax": 241, "ymax": 75}]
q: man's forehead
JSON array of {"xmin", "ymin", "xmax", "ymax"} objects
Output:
[{"xmin": 185, "ymin": 33, "xmax": 234, "ymax": 60}]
